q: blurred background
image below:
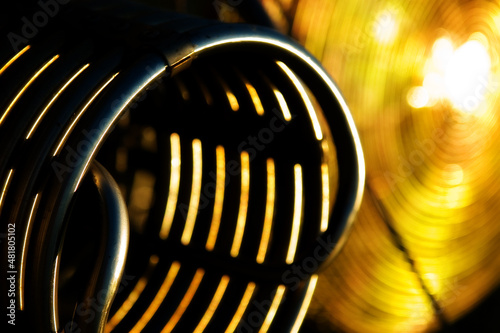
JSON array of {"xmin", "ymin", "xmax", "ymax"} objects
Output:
[
  {"xmin": 195, "ymin": 0, "xmax": 500, "ymax": 331},
  {"xmin": 258, "ymin": 1, "xmax": 500, "ymax": 332}
]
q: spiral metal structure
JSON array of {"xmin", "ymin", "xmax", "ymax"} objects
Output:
[{"xmin": 0, "ymin": 1, "xmax": 364, "ymax": 332}]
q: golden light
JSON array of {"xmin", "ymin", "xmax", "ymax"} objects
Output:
[
  {"xmin": 432, "ymin": 38, "xmax": 454, "ymax": 70},
  {"xmin": 444, "ymin": 39, "xmax": 491, "ymax": 112},
  {"xmin": 413, "ymin": 35, "xmax": 495, "ymax": 113},
  {"xmin": 263, "ymin": 0, "xmax": 500, "ymax": 331},
  {"xmin": 373, "ymin": 9, "xmax": 399, "ymax": 43},
  {"xmin": 407, "ymin": 86, "xmax": 430, "ymax": 109}
]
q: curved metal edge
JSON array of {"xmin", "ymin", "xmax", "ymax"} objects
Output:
[
  {"xmin": 74, "ymin": 161, "xmax": 129, "ymax": 333},
  {"xmin": 42, "ymin": 54, "xmax": 165, "ymax": 332},
  {"xmin": 38, "ymin": 23, "xmax": 364, "ymax": 324},
  {"xmin": 168, "ymin": 23, "xmax": 366, "ymax": 269}
]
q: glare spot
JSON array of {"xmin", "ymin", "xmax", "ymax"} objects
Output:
[
  {"xmin": 432, "ymin": 38, "xmax": 454, "ymax": 71},
  {"xmin": 423, "ymin": 72, "xmax": 445, "ymax": 100},
  {"xmin": 373, "ymin": 10, "xmax": 398, "ymax": 43},
  {"xmin": 407, "ymin": 86, "xmax": 429, "ymax": 108},
  {"xmin": 415, "ymin": 34, "xmax": 494, "ymax": 114},
  {"xmin": 443, "ymin": 164, "xmax": 463, "ymax": 186},
  {"xmin": 444, "ymin": 40, "xmax": 491, "ymax": 112},
  {"xmin": 423, "ymin": 273, "xmax": 440, "ymax": 294}
]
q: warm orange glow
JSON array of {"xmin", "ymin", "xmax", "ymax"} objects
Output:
[
  {"xmin": 409, "ymin": 35, "xmax": 493, "ymax": 114},
  {"xmin": 193, "ymin": 275, "xmax": 230, "ymax": 332},
  {"xmin": 231, "ymin": 151, "xmax": 250, "ymax": 257},
  {"xmin": 19, "ymin": 193, "xmax": 39, "ymax": 310},
  {"xmin": 290, "ymin": 275, "xmax": 319, "ymax": 333},
  {"xmin": 258, "ymin": 285, "xmax": 286, "ymax": 333},
  {"xmin": 273, "ymin": 88, "xmax": 292, "ymax": 121},
  {"xmin": 0, "ymin": 54, "xmax": 59, "ymax": 126},
  {"xmin": 256, "ymin": 158, "xmax": 275, "ymax": 264},
  {"xmin": 52, "ymin": 72, "xmax": 119, "ymax": 156},
  {"xmin": 373, "ymin": 9, "xmax": 398, "ymax": 43},
  {"xmin": 226, "ymin": 90, "xmax": 240, "ymax": 111},
  {"xmin": 271, "ymin": 0, "xmax": 500, "ymax": 332},
  {"xmin": 206, "ymin": 145, "xmax": 226, "ymax": 251},
  {"xmin": 320, "ymin": 163, "xmax": 330, "ymax": 232},
  {"xmin": 106, "ymin": 255, "xmax": 159, "ymax": 332},
  {"xmin": 216, "ymin": 74, "xmax": 239, "ymax": 111},
  {"xmin": 181, "ymin": 139, "xmax": 203, "ymax": 245},
  {"xmin": 225, "ymin": 282, "xmax": 256, "ymax": 333},
  {"xmin": 130, "ymin": 261, "xmax": 180, "ymax": 333},
  {"xmin": 73, "ymin": 66, "xmax": 166, "ymax": 193},
  {"xmin": 246, "ymin": 82, "xmax": 265, "ymax": 115},
  {"xmin": 161, "ymin": 269, "xmax": 205, "ymax": 333},
  {"xmin": 160, "ymin": 133, "xmax": 181, "ymax": 239},
  {"xmin": 0, "ymin": 45, "xmax": 30, "ymax": 76},
  {"xmin": 286, "ymin": 164, "xmax": 303, "ymax": 264},
  {"xmin": 26, "ymin": 64, "xmax": 90, "ymax": 139},
  {"xmin": 0, "ymin": 169, "xmax": 14, "ymax": 215},
  {"xmin": 276, "ymin": 61, "xmax": 322, "ymax": 140}
]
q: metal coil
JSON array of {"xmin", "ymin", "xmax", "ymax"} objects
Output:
[{"xmin": 0, "ymin": 2, "xmax": 364, "ymax": 332}]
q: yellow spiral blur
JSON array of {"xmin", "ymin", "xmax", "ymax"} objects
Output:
[{"xmin": 261, "ymin": 0, "xmax": 500, "ymax": 331}]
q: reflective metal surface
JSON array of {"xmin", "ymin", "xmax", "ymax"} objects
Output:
[{"xmin": 0, "ymin": 1, "xmax": 363, "ymax": 332}]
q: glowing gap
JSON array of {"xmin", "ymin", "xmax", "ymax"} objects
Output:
[
  {"xmin": 0, "ymin": 45, "xmax": 30, "ymax": 76},
  {"xmin": 0, "ymin": 54, "xmax": 59, "ymax": 126},
  {"xmin": 19, "ymin": 193, "xmax": 40, "ymax": 310},
  {"xmin": 276, "ymin": 61, "xmax": 322, "ymax": 140},
  {"xmin": 206, "ymin": 146, "xmax": 226, "ymax": 251},
  {"xmin": 226, "ymin": 90, "xmax": 240, "ymax": 111},
  {"xmin": 256, "ymin": 158, "xmax": 275, "ymax": 264},
  {"xmin": 160, "ymin": 133, "xmax": 181, "ymax": 239},
  {"xmin": 161, "ymin": 269, "xmax": 205, "ymax": 333},
  {"xmin": 246, "ymin": 83, "xmax": 264, "ymax": 116},
  {"xmin": 0, "ymin": 169, "xmax": 14, "ymax": 215},
  {"xmin": 259, "ymin": 285, "xmax": 286, "ymax": 333},
  {"xmin": 286, "ymin": 164, "xmax": 303, "ymax": 264},
  {"xmin": 52, "ymin": 72, "xmax": 119, "ymax": 156},
  {"xmin": 181, "ymin": 139, "xmax": 203, "ymax": 245},
  {"xmin": 231, "ymin": 151, "xmax": 250, "ymax": 257},
  {"xmin": 290, "ymin": 275, "xmax": 318, "ymax": 333},
  {"xmin": 51, "ymin": 254, "xmax": 61, "ymax": 332},
  {"xmin": 217, "ymin": 75, "xmax": 239, "ymax": 111},
  {"xmin": 273, "ymin": 89, "xmax": 292, "ymax": 121},
  {"xmin": 225, "ymin": 282, "xmax": 256, "ymax": 333},
  {"xmin": 26, "ymin": 64, "xmax": 90, "ymax": 139},
  {"xmin": 74, "ymin": 66, "xmax": 167, "ymax": 192},
  {"xmin": 193, "ymin": 275, "xmax": 230, "ymax": 332},
  {"xmin": 320, "ymin": 163, "xmax": 330, "ymax": 232},
  {"xmin": 105, "ymin": 255, "xmax": 159, "ymax": 332},
  {"xmin": 130, "ymin": 261, "xmax": 180, "ymax": 333}
]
